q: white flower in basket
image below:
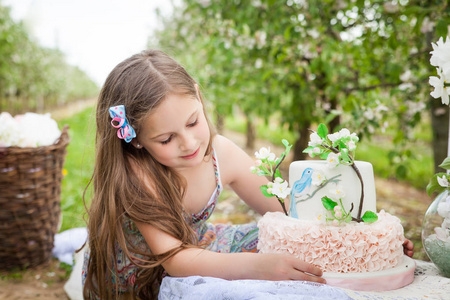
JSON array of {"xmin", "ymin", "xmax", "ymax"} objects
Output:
[{"xmin": 0, "ymin": 112, "xmax": 61, "ymax": 147}]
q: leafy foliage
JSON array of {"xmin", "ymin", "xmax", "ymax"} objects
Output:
[{"xmin": 152, "ymin": 0, "xmax": 449, "ymax": 178}]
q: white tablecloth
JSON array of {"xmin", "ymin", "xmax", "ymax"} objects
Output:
[{"xmin": 158, "ymin": 260, "xmax": 450, "ymax": 300}]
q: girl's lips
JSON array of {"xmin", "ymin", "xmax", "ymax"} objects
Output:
[{"xmin": 181, "ymin": 147, "xmax": 200, "ymax": 159}]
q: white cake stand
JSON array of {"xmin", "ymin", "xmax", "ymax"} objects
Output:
[{"xmin": 323, "ymin": 255, "xmax": 416, "ymax": 291}]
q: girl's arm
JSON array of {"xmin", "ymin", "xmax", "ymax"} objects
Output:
[
  {"xmin": 135, "ymin": 221, "xmax": 325, "ymax": 283},
  {"xmin": 214, "ymin": 135, "xmax": 288, "ymax": 215}
]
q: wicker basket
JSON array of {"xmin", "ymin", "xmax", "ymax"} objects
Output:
[{"xmin": 0, "ymin": 125, "xmax": 70, "ymax": 270}]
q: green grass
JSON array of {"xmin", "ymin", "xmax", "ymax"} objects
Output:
[
  {"xmin": 57, "ymin": 106, "xmax": 96, "ymax": 231},
  {"xmin": 225, "ymin": 114, "xmax": 297, "ymax": 146}
]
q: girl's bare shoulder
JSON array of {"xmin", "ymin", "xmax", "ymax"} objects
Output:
[
  {"xmin": 212, "ymin": 134, "xmax": 254, "ymax": 184},
  {"xmin": 212, "ymin": 134, "xmax": 242, "ymax": 157}
]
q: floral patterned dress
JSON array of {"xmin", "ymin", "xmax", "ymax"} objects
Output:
[{"xmin": 82, "ymin": 148, "xmax": 259, "ymax": 295}]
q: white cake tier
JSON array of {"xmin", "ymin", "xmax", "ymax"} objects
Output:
[
  {"xmin": 257, "ymin": 211, "xmax": 405, "ymax": 273},
  {"xmin": 289, "ymin": 160, "xmax": 376, "ymax": 220}
]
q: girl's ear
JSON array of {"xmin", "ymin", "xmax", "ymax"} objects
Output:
[{"xmin": 131, "ymin": 139, "xmax": 143, "ymax": 149}]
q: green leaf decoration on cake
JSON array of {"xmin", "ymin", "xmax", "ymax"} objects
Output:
[
  {"xmin": 361, "ymin": 211, "xmax": 378, "ymax": 223},
  {"xmin": 321, "ymin": 196, "xmax": 337, "ymax": 210},
  {"xmin": 260, "ymin": 185, "xmax": 272, "ymax": 198},
  {"xmin": 317, "ymin": 123, "xmax": 328, "ymax": 139}
]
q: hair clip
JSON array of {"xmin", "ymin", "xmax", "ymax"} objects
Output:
[{"xmin": 109, "ymin": 105, "xmax": 136, "ymax": 143}]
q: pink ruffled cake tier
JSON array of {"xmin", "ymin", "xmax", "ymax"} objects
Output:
[{"xmin": 257, "ymin": 211, "xmax": 415, "ymax": 291}]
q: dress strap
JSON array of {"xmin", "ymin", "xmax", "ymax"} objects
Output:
[
  {"xmin": 190, "ymin": 146, "xmax": 222, "ymax": 224},
  {"xmin": 211, "ymin": 147, "xmax": 223, "ymax": 195}
]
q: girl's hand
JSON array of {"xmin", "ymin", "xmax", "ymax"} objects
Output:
[
  {"xmin": 403, "ymin": 239, "xmax": 414, "ymax": 257},
  {"xmin": 254, "ymin": 253, "xmax": 326, "ymax": 284}
]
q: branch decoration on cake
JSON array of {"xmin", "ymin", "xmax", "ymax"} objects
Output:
[
  {"xmin": 303, "ymin": 123, "xmax": 378, "ymax": 224},
  {"xmin": 251, "ymin": 139, "xmax": 292, "ymax": 215},
  {"xmin": 427, "ymin": 35, "xmax": 450, "ymax": 243}
]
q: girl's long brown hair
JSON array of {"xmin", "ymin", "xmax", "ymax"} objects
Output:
[{"xmin": 83, "ymin": 50, "xmax": 216, "ymax": 299}]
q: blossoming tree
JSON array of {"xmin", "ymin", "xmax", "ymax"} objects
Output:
[{"xmin": 154, "ymin": 0, "xmax": 450, "ymax": 175}]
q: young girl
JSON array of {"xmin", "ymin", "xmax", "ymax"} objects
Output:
[{"xmin": 82, "ymin": 49, "xmax": 414, "ymax": 299}]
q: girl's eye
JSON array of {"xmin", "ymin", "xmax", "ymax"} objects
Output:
[
  {"xmin": 188, "ymin": 119, "xmax": 198, "ymax": 127},
  {"xmin": 161, "ymin": 135, "xmax": 172, "ymax": 145}
]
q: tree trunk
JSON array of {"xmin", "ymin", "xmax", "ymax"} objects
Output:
[
  {"xmin": 215, "ymin": 111, "xmax": 225, "ymax": 135},
  {"xmin": 293, "ymin": 121, "xmax": 311, "ymax": 161},
  {"xmin": 246, "ymin": 116, "xmax": 256, "ymax": 150},
  {"xmin": 431, "ymin": 98, "xmax": 449, "ymax": 173}
]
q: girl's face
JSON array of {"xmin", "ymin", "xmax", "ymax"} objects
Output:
[{"xmin": 136, "ymin": 92, "xmax": 211, "ymax": 171}]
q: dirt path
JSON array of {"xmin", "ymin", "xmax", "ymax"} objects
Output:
[{"xmin": 0, "ymin": 107, "xmax": 432, "ymax": 299}]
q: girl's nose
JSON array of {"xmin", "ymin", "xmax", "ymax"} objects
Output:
[{"xmin": 179, "ymin": 132, "xmax": 196, "ymax": 151}]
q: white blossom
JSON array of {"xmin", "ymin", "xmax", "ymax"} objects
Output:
[
  {"xmin": 399, "ymin": 83, "xmax": 414, "ymax": 91},
  {"xmin": 339, "ymin": 128, "xmax": 351, "ymax": 138},
  {"xmin": 308, "ymin": 132, "xmax": 324, "ymax": 147},
  {"xmin": 254, "ymin": 30, "xmax": 267, "ymax": 49},
  {"xmin": 429, "ymin": 69, "xmax": 449, "ymax": 105},
  {"xmin": 400, "ymin": 70, "xmax": 412, "ymax": 82},
  {"xmin": 430, "ymin": 36, "xmax": 450, "ymax": 74},
  {"xmin": 328, "ymin": 128, "xmax": 357, "ymax": 143},
  {"xmin": 348, "ymin": 140, "xmax": 357, "ymax": 151},
  {"xmin": 363, "ymin": 109, "xmax": 374, "ymax": 120},
  {"xmin": 307, "ymin": 29, "xmax": 320, "ymax": 39},
  {"xmin": 327, "ymin": 132, "xmax": 340, "ymax": 143},
  {"xmin": 271, "ymin": 180, "xmax": 291, "ymax": 199},
  {"xmin": 326, "ymin": 152, "xmax": 341, "ymax": 167},
  {"xmin": 383, "ymin": 2, "xmax": 399, "ymax": 13},
  {"xmin": 198, "ymin": 0, "xmax": 211, "ymax": 8},
  {"xmin": 420, "ymin": 17, "xmax": 435, "ymax": 34},
  {"xmin": 312, "ymin": 147, "xmax": 321, "ymax": 154},
  {"xmin": 437, "ymin": 175, "xmax": 449, "ymax": 188},
  {"xmin": 255, "ymin": 147, "xmax": 271, "ymax": 159},
  {"xmin": 255, "ymin": 58, "xmax": 263, "ymax": 69}
]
